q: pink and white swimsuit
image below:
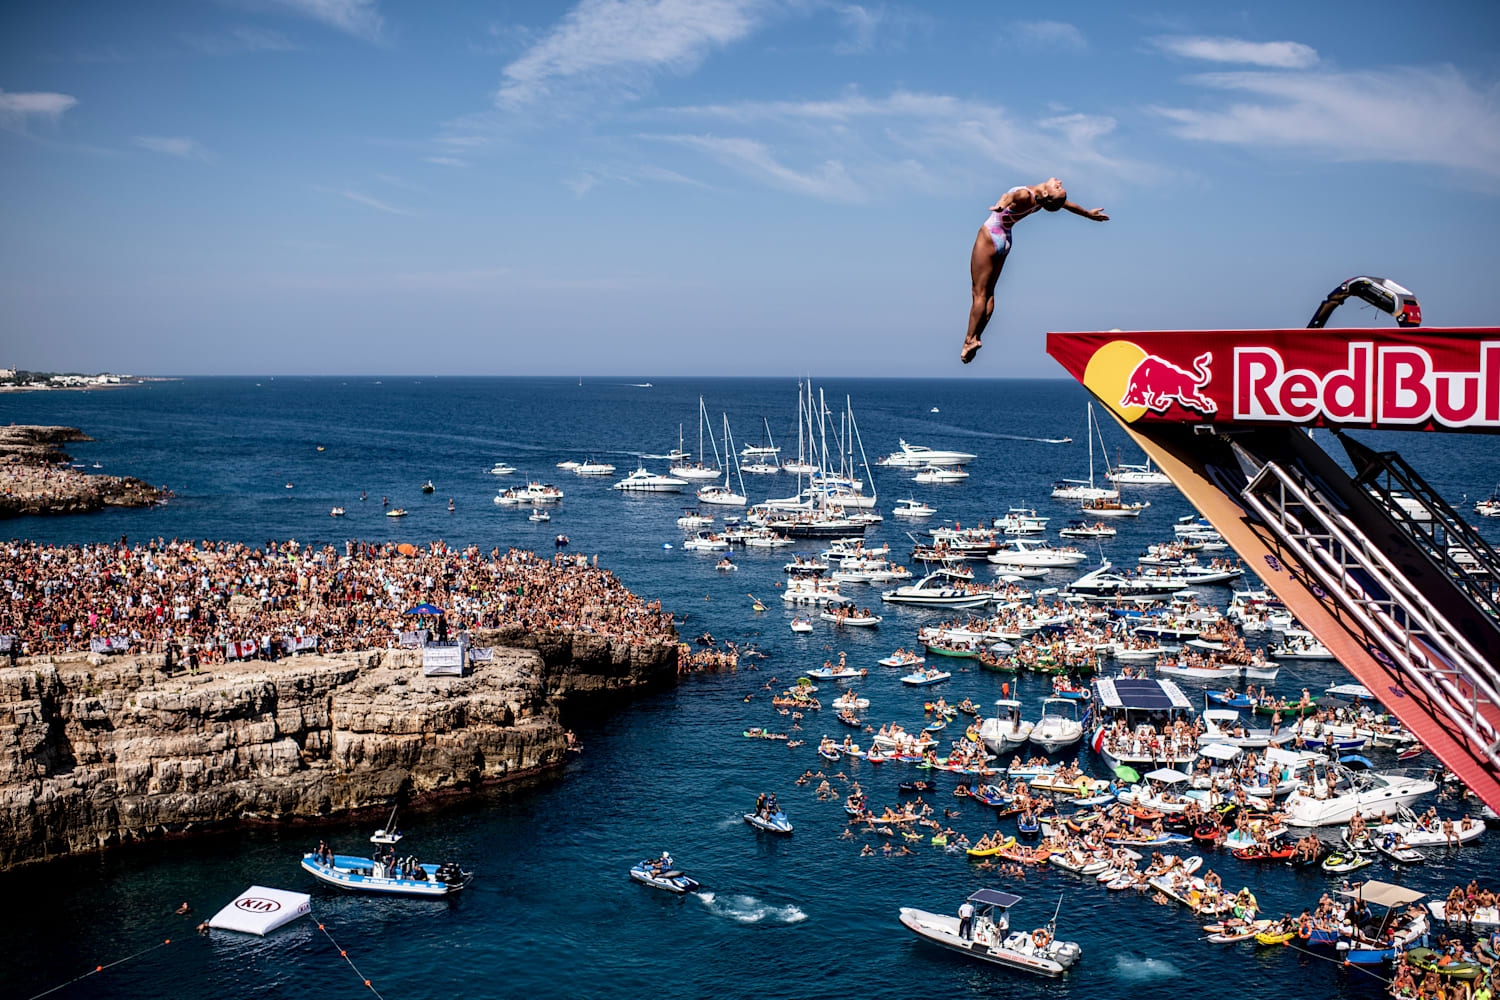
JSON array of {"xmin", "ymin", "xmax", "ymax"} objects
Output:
[{"xmin": 984, "ymin": 186, "xmax": 1040, "ymax": 256}]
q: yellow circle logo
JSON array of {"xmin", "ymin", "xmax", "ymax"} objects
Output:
[{"xmin": 1083, "ymin": 341, "xmax": 1148, "ymax": 422}]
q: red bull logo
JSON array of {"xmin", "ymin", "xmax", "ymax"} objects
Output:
[{"xmin": 1118, "ymin": 352, "xmax": 1216, "ymax": 415}]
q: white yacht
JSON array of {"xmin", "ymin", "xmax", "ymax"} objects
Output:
[
  {"xmin": 611, "ymin": 468, "xmax": 687, "ymax": 492},
  {"xmin": 488, "ymin": 463, "xmax": 516, "ymax": 475},
  {"xmin": 574, "ymin": 460, "xmax": 616, "ymax": 476},
  {"xmin": 1029, "ymin": 698, "xmax": 1084, "ymax": 753},
  {"xmin": 881, "ymin": 570, "xmax": 992, "ymax": 608},
  {"xmin": 987, "ymin": 539, "xmax": 1086, "ymax": 568},
  {"xmin": 494, "ymin": 481, "xmax": 565, "ymax": 504},
  {"xmin": 1283, "ymin": 767, "xmax": 1438, "ymax": 827},
  {"xmin": 979, "ymin": 699, "xmax": 1034, "ymax": 753},
  {"xmin": 876, "ymin": 440, "xmax": 977, "ymax": 468},
  {"xmin": 1065, "ymin": 562, "xmax": 1187, "ymax": 601},
  {"xmin": 912, "ymin": 465, "xmax": 969, "ymax": 483},
  {"xmin": 892, "ymin": 498, "xmax": 936, "ymax": 518},
  {"xmin": 742, "ymin": 460, "xmax": 780, "ymax": 474},
  {"xmin": 992, "ymin": 508, "xmax": 1049, "ymax": 534}
]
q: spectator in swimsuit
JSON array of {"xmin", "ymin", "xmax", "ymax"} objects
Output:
[{"xmin": 961, "ymin": 178, "xmax": 1108, "ymax": 364}]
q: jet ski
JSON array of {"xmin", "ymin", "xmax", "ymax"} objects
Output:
[
  {"xmin": 630, "ymin": 854, "xmax": 701, "ymax": 893},
  {"xmin": 744, "ymin": 810, "xmax": 794, "ymax": 834}
]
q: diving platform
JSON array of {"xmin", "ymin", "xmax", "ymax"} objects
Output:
[{"xmin": 1046, "ymin": 277, "xmax": 1500, "ymax": 811}]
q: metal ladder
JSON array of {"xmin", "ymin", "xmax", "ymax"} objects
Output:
[
  {"xmin": 1340, "ymin": 435, "xmax": 1500, "ymax": 620},
  {"xmin": 1235, "ymin": 454, "xmax": 1500, "ymax": 769}
]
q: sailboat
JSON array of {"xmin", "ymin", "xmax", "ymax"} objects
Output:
[
  {"xmin": 1107, "ymin": 451, "xmax": 1171, "ymax": 485},
  {"xmin": 741, "ymin": 417, "xmax": 781, "ymax": 473},
  {"xmin": 782, "ymin": 386, "xmax": 818, "ymax": 475},
  {"xmin": 698, "ymin": 415, "xmax": 748, "ymax": 506},
  {"xmin": 1050, "ymin": 404, "xmax": 1120, "ymax": 501},
  {"xmin": 823, "ymin": 395, "xmax": 877, "ymax": 509},
  {"xmin": 671, "ymin": 397, "xmax": 724, "ymax": 480}
]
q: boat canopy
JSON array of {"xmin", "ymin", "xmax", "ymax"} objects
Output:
[
  {"xmin": 1197, "ymin": 743, "xmax": 1241, "ymax": 761},
  {"xmin": 1144, "ymin": 768, "xmax": 1192, "ymax": 783},
  {"xmin": 1094, "ymin": 677, "xmax": 1191, "ymax": 711},
  {"xmin": 1339, "ymin": 880, "xmax": 1425, "ymax": 908},
  {"xmin": 968, "ymin": 889, "xmax": 1023, "ymax": 909}
]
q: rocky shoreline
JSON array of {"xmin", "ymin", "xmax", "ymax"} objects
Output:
[
  {"xmin": 0, "ymin": 425, "xmax": 166, "ymax": 518},
  {"xmin": 0, "ymin": 627, "xmax": 677, "ymax": 870}
]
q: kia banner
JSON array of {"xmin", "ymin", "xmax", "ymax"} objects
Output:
[{"xmin": 1046, "ymin": 327, "xmax": 1500, "ymax": 434}]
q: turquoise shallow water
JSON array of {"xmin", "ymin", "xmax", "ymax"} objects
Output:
[{"xmin": 3, "ymin": 376, "xmax": 1499, "ymax": 1000}]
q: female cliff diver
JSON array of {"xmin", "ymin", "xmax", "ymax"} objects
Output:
[{"xmin": 961, "ymin": 177, "xmax": 1108, "ymax": 364}]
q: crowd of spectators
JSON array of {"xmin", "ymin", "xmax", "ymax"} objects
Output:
[{"xmin": 0, "ymin": 537, "xmax": 677, "ymax": 662}]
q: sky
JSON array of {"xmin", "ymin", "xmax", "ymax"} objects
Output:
[{"xmin": 2, "ymin": 0, "xmax": 1498, "ymax": 377}]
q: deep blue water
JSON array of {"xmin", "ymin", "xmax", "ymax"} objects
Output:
[{"xmin": 3, "ymin": 376, "xmax": 1499, "ymax": 1000}]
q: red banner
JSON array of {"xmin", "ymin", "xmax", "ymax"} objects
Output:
[{"xmin": 1046, "ymin": 327, "xmax": 1500, "ymax": 433}]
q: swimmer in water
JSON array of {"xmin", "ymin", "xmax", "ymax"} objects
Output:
[{"xmin": 961, "ymin": 178, "xmax": 1108, "ymax": 364}]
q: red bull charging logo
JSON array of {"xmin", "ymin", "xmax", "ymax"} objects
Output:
[{"xmin": 1118, "ymin": 352, "xmax": 1216, "ymax": 415}]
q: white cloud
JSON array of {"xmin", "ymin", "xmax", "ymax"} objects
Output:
[
  {"xmin": 133, "ymin": 136, "xmax": 213, "ymax": 161},
  {"xmin": 834, "ymin": 4, "xmax": 881, "ymax": 54},
  {"xmin": 0, "ymin": 89, "xmax": 78, "ymax": 131},
  {"xmin": 266, "ymin": 0, "xmax": 383, "ymax": 43},
  {"xmin": 653, "ymin": 89, "xmax": 1150, "ymax": 200},
  {"xmin": 1151, "ymin": 35, "xmax": 1317, "ymax": 69},
  {"xmin": 496, "ymin": 0, "xmax": 767, "ymax": 107},
  {"xmin": 1017, "ymin": 20, "xmax": 1086, "ymax": 50},
  {"xmin": 182, "ymin": 26, "xmax": 299, "ymax": 55},
  {"xmin": 644, "ymin": 134, "xmax": 864, "ymax": 201},
  {"xmin": 1153, "ymin": 65, "xmax": 1500, "ymax": 177},
  {"xmin": 330, "ymin": 189, "xmax": 414, "ymax": 215},
  {"xmin": 424, "ymin": 156, "xmax": 470, "ymax": 167},
  {"xmin": 564, "ymin": 173, "xmax": 597, "ymax": 197}
]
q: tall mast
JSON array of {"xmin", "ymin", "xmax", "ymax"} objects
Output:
[{"xmin": 850, "ymin": 394, "xmax": 875, "ymax": 502}]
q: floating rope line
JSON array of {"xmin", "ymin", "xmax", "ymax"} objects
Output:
[
  {"xmin": 25, "ymin": 937, "xmax": 174, "ymax": 1000},
  {"xmin": 1279, "ymin": 939, "xmax": 1393, "ymax": 985},
  {"xmin": 317, "ymin": 919, "xmax": 389, "ymax": 1000}
]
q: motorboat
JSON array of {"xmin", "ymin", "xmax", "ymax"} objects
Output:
[
  {"xmin": 528, "ymin": 510, "xmax": 551, "ymax": 522},
  {"xmin": 678, "ymin": 512, "xmax": 714, "ymax": 528},
  {"xmin": 876, "ymin": 440, "xmax": 977, "ymax": 468},
  {"xmin": 301, "ymin": 809, "xmax": 471, "ymax": 897},
  {"xmin": 820, "ymin": 609, "xmax": 882, "ymax": 626},
  {"xmin": 978, "ymin": 699, "xmax": 1034, "ymax": 752},
  {"xmin": 612, "ymin": 468, "xmax": 688, "ymax": 492},
  {"xmin": 1089, "ymin": 677, "xmax": 1198, "ymax": 770},
  {"xmin": 1269, "ymin": 634, "xmax": 1335, "ymax": 660},
  {"xmin": 881, "ymin": 570, "xmax": 993, "ymax": 608},
  {"xmin": 1029, "ymin": 698, "xmax": 1084, "ymax": 753},
  {"xmin": 1066, "ymin": 562, "xmax": 1187, "ymax": 602},
  {"xmin": 893, "ymin": 498, "xmax": 936, "ymax": 518},
  {"xmin": 1057, "ymin": 520, "xmax": 1116, "ymax": 538},
  {"xmin": 574, "ymin": 460, "xmax": 616, "ymax": 476},
  {"xmin": 1283, "ymin": 767, "xmax": 1439, "ymax": 827},
  {"xmin": 1372, "ymin": 809, "xmax": 1484, "ymax": 847},
  {"xmin": 682, "ymin": 531, "xmax": 728, "ymax": 550},
  {"xmin": 987, "ymin": 510, "xmax": 1043, "ymax": 537},
  {"xmin": 988, "ymin": 539, "xmax": 1086, "ymax": 568},
  {"xmin": 488, "ymin": 463, "xmax": 517, "ymax": 475},
  {"xmin": 330, "ymin": 507, "xmax": 345, "ymax": 517},
  {"xmin": 556, "ymin": 460, "xmax": 582, "ymax": 470},
  {"xmin": 782, "ymin": 577, "xmax": 851, "ymax": 606},
  {"xmin": 1200, "ymin": 708, "xmax": 1295, "ymax": 749},
  {"xmin": 898, "ymin": 889, "xmax": 1081, "ymax": 977},
  {"xmin": 629, "ymin": 853, "xmax": 700, "ymax": 893},
  {"xmin": 913, "ymin": 465, "xmax": 969, "ymax": 483},
  {"xmin": 900, "ymin": 669, "xmax": 952, "ymax": 687}
]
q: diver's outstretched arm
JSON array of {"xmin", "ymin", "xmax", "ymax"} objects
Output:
[{"xmin": 1062, "ymin": 201, "xmax": 1108, "ymax": 222}]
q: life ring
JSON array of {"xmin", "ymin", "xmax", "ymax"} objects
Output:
[{"xmin": 1033, "ymin": 929, "xmax": 1050, "ymax": 948}]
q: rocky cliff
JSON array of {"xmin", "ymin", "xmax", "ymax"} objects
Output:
[{"xmin": 0, "ymin": 630, "xmax": 677, "ymax": 870}]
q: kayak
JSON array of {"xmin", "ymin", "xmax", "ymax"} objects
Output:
[
  {"xmin": 744, "ymin": 810, "xmax": 794, "ymax": 834},
  {"xmin": 629, "ymin": 862, "xmax": 701, "ymax": 894}
]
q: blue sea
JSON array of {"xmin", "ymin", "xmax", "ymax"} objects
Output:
[{"xmin": 3, "ymin": 376, "xmax": 1499, "ymax": 1000}]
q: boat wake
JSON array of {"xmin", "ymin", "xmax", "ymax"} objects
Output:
[
  {"xmin": 696, "ymin": 892, "xmax": 807, "ymax": 925},
  {"xmin": 1113, "ymin": 954, "xmax": 1182, "ymax": 981}
]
